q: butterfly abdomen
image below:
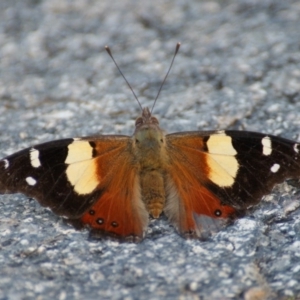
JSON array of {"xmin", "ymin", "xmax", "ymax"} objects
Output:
[{"xmin": 140, "ymin": 169, "xmax": 165, "ymax": 218}]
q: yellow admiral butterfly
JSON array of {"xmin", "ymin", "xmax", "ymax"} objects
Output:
[{"xmin": 0, "ymin": 44, "xmax": 299, "ymax": 242}]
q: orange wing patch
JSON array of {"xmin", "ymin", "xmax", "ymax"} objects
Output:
[{"xmin": 79, "ymin": 138, "xmax": 149, "ymax": 241}]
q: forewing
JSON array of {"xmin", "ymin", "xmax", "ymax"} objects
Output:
[
  {"xmin": 0, "ymin": 136, "xmax": 148, "ymax": 240},
  {"xmin": 165, "ymin": 130, "xmax": 300, "ymax": 239}
]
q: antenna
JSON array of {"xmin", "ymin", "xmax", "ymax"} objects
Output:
[
  {"xmin": 105, "ymin": 43, "xmax": 181, "ymax": 113},
  {"xmin": 151, "ymin": 42, "xmax": 181, "ymax": 113},
  {"xmin": 105, "ymin": 46, "xmax": 143, "ymax": 111}
]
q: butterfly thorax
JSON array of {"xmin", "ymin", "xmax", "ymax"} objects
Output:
[{"xmin": 133, "ymin": 107, "xmax": 167, "ymax": 218}]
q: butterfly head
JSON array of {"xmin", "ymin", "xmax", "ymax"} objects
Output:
[{"xmin": 135, "ymin": 107, "xmax": 159, "ymax": 128}]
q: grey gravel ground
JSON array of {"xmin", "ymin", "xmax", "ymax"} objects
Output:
[{"xmin": 0, "ymin": 0, "xmax": 300, "ymax": 299}]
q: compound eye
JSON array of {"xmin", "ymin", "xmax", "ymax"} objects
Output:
[
  {"xmin": 135, "ymin": 117, "xmax": 143, "ymax": 126},
  {"xmin": 151, "ymin": 117, "xmax": 159, "ymax": 125}
]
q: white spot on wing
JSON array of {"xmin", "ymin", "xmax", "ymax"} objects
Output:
[
  {"xmin": 206, "ymin": 133, "xmax": 239, "ymax": 187},
  {"xmin": 29, "ymin": 148, "xmax": 41, "ymax": 168},
  {"xmin": 3, "ymin": 159, "xmax": 9, "ymax": 169},
  {"xmin": 261, "ymin": 136, "xmax": 272, "ymax": 156},
  {"xmin": 294, "ymin": 143, "xmax": 299, "ymax": 154},
  {"xmin": 26, "ymin": 176, "xmax": 37, "ymax": 186},
  {"xmin": 270, "ymin": 163, "xmax": 280, "ymax": 173}
]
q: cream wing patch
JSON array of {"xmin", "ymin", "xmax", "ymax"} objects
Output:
[
  {"xmin": 206, "ymin": 134, "xmax": 239, "ymax": 187},
  {"xmin": 65, "ymin": 141, "xmax": 95, "ymax": 164},
  {"xmin": 65, "ymin": 141, "xmax": 99, "ymax": 195}
]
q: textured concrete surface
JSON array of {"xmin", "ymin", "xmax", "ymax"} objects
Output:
[{"xmin": 0, "ymin": 0, "xmax": 300, "ymax": 299}]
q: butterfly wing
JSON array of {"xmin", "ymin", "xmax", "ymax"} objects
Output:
[
  {"xmin": 165, "ymin": 130, "xmax": 300, "ymax": 239},
  {"xmin": 0, "ymin": 136, "xmax": 148, "ymax": 241}
]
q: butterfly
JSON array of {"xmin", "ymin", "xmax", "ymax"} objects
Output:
[{"xmin": 1, "ymin": 44, "xmax": 300, "ymax": 242}]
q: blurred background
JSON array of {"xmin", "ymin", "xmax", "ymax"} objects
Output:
[{"xmin": 0, "ymin": 0, "xmax": 300, "ymax": 299}]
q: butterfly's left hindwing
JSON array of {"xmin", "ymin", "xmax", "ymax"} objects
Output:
[
  {"xmin": 0, "ymin": 136, "xmax": 149, "ymax": 240},
  {"xmin": 165, "ymin": 130, "xmax": 300, "ymax": 238}
]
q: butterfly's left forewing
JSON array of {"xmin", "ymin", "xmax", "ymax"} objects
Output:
[
  {"xmin": 0, "ymin": 136, "xmax": 148, "ymax": 241},
  {"xmin": 165, "ymin": 130, "xmax": 300, "ymax": 239}
]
